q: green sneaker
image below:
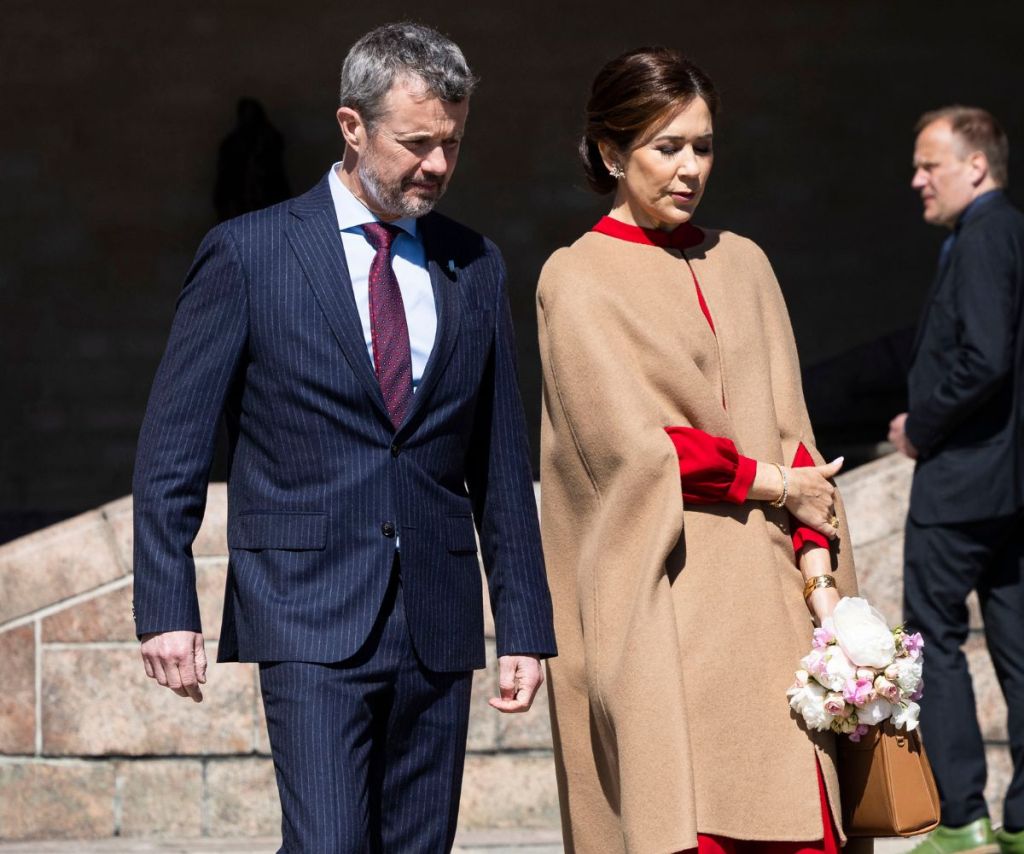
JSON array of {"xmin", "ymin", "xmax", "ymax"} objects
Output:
[
  {"xmin": 908, "ymin": 818, "xmax": 999, "ymax": 854},
  {"xmin": 996, "ymin": 826, "xmax": 1024, "ymax": 854}
]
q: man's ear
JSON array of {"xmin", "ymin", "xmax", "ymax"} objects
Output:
[
  {"xmin": 336, "ymin": 107, "xmax": 365, "ymax": 152},
  {"xmin": 967, "ymin": 150, "xmax": 990, "ymax": 188}
]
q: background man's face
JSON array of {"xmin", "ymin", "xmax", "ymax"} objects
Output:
[
  {"xmin": 358, "ymin": 78, "xmax": 469, "ymax": 219},
  {"xmin": 911, "ymin": 119, "xmax": 977, "ymax": 228}
]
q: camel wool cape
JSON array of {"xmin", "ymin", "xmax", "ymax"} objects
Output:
[{"xmin": 537, "ymin": 228, "xmax": 862, "ymax": 854}]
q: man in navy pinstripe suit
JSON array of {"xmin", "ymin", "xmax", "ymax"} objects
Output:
[{"xmin": 131, "ymin": 23, "xmax": 556, "ymax": 852}]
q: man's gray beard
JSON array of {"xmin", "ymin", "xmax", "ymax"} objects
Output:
[{"xmin": 359, "ymin": 158, "xmax": 444, "ymax": 219}]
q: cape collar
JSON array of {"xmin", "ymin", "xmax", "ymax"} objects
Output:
[{"xmin": 592, "ymin": 215, "xmax": 704, "ymax": 250}]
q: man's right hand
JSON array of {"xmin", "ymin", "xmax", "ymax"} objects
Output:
[
  {"xmin": 140, "ymin": 630, "xmax": 208, "ymax": 703},
  {"xmin": 887, "ymin": 412, "xmax": 919, "ymax": 459}
]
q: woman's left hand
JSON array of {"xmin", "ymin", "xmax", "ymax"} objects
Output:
[{"xmin": 807, "ymin": 585, "xmax": 840, "ymax": 627}]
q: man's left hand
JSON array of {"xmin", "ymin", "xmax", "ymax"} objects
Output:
[
  {"xmin": 888, "ymin": 412, "xmax": 918, "ymax": 459},
  {"xmin": 488, "ymin": 655, "xmax": 544, "ymax": 713}
]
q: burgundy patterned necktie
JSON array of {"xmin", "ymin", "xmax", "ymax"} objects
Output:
[{"xmin": 362, "ymin": 221, "xmax": 413, "ymax": 429}]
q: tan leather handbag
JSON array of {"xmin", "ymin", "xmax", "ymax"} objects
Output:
[{"xmin": 838, "ymin": 724, "xmax": 941, "ymax": 837}]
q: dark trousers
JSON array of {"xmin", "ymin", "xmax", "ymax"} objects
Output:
[
  {"xmin": 259, "ymin": 565, "xmax": 474, "ymax": 853},
  {"xmin": 903, "ymin": 511, "xmax": 1024, "ymax": 830}
]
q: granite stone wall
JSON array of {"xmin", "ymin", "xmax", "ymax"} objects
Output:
[
  {"xmin": 0, "ymin": 458, "xmax": 1013, "ymax": 841},
  {"xmin": 0, "ymin": 485, "xmax": 556, "ymax": 841}
]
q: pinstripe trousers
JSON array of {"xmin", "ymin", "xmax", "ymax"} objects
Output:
[{"xmin": 259, "ymin": 560, "xmax": 474, "ymax": 853}]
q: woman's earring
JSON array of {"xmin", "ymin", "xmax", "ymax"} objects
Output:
[{"xmin": 608, "ymin": 164, "xmax": 625, "ymax": 179}]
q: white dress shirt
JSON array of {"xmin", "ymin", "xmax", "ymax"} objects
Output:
[{"xmin": 327, "ymin": 164, "xmax": 437, "ymax": 391}]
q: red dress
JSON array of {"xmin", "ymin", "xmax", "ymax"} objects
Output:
[{"xmin": 592, "ymin": 216, "xmax": 840, "ymax": 854}]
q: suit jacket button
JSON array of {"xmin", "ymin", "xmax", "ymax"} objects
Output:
[
  {"xmin": 381, "ymin": 521, "xmax": 396, "ymax": 538},
  {"xmin": 390, "ymin": 443, "xmax": 401, "ymax": 458}
]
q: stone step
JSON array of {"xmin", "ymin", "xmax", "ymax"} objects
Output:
[
  {"xmin": 0, "ymin": 832, "xmax": 929, "ymax": 852},
  {"xmin": 0, "ymin": 829, "xmax": 566, "ymax": 852}
]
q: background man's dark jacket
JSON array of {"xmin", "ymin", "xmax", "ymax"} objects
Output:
[{"xmin": 906, "ymin": 191, "xmax": 1024, "ymax": 524}]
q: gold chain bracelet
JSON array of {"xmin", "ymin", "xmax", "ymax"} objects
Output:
[{"xmin": 769, "ymin": 464, "xmax": 788, "ymax": 508}]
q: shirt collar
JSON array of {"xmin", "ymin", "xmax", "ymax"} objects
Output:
[
  {"xmin": 956, "ymin": 188, "xmax": 1003, "ymax": 232},
  {"xmin": 327, "ymin": 163, "xmax": 418, "ymax": 239}
]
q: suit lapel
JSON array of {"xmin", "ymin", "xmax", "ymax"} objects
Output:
[
  {"xmin": 909, "ymin": 256, "xmax": 952, "ymax": 368},
  {"xmin": 909, "ymin": 278, "xmax": 938, "ymax": 367},
  {"xmin": 399, "ymin": 215, "xmax": 461, "ymax": 436},
  {"xmin": 285, "ymin": 179, "xmax": 390, "ymax": 423}
]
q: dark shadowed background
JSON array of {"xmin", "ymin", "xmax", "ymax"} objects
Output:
[{"xmin": 2, "ymin": 0, "xmax": 1023, "ymax": 541}]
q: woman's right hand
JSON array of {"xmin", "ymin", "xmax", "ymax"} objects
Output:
[{"xmin": 784, "ymin": 458, "xmax": 844, "ymax": 539}]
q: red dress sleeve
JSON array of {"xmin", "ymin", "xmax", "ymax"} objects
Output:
[
  {"xmin": 664, "ymin": 426, "xmax": 756, "ymax": 505},
  {"xmin": 790, "ymin": 443, "xmax": 830, "ymax": 553}
]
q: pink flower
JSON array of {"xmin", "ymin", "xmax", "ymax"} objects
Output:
[
  {"xmin": 848, "ymin": 724, "xmax": 870, "ymax": 743},
  {"xmin": 824, "ymin": 693, "xmax": 848, "ymax": 717},
  {"xmin": 812, "ymin": 626, "xmax": 835, "ymax": 650},
  {"xmin": 843, "ymin": 676, "xmax": 875, "ymax": 707},
  {"xmin": 903, "ymin": 632, "xmax": 925, "ymax": 659},
  {"xmin": 801, "ymin": 648, "xmax": 828, "ymax": 680},
  {"xmin": 910, "ymin": 679, "xmax": 924, "ymax": 702},
  {"xmin": 874, "ymin": 675, "xmax": 901, "ymax": 703}
]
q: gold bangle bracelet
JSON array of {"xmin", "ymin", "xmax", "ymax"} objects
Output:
[
  {"xmin": 769, "ymin": 464, "xmax": 788, "ymax": 508},
  {"xmin": 802, "ymin": 574, "xmax": 836, "ymax": 601}
]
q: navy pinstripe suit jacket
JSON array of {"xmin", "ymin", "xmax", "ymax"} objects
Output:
[{"xmin": 132, "ymin": 176, "xmax": 557, "ymax": 671}]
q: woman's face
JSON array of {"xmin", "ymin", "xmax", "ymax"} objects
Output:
[{"xmin": 607, "ymin": 97, "xmax": 714, "ymax": 231}]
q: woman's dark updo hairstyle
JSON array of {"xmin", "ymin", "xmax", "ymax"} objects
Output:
[{"xmin": 581, "ymin": 47, "xmax": 719, "ymax": 194}]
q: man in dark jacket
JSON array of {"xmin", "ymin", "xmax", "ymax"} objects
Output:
[{"xmin": 890, "ymin": 106, "xmax": 1024, "ymax": 854}]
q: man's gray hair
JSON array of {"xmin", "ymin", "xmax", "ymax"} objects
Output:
[{"xmin": 340, "ymin": 23, "xmax": 478, "ymax": 127}]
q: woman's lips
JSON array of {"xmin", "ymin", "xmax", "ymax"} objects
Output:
[{"xmin": 671, "ymin": 191, "xmax": 695, "ymax": 203}]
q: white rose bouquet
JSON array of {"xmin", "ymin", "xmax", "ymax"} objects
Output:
[{"xmin": 787, "ymin": 596, "xmax": 924, "ymax": 741}]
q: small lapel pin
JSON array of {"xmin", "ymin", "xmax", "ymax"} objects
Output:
[{"xmin": 447, "ymin": 259, "xmax": 456, "ymax": 273}]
